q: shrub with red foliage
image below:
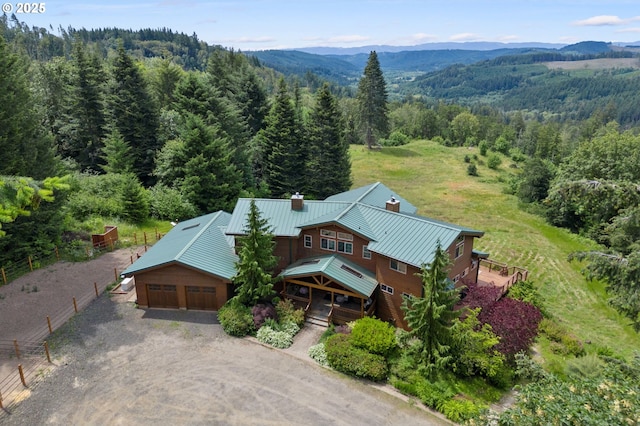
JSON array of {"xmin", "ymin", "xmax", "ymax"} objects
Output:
[
  {"xmin": 478, "ymin": 297, "xmax": 542, "ymax": 357},
  {"xmin": 456, "ymin": 279, "xmax": 503, "ymax": 314},
  {"xmin": 251, "ymin": 303, "xmax": 277, "ymax": 329}
]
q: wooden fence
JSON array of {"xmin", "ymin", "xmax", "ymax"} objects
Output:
[{"xmin": 0, "ymin": 247, "xmax": 146, "ymax": 415}]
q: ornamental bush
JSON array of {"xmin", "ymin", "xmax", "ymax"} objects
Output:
[
  {"xmin": 350, "ymin": 317, "xmax": 397, "ymax": 356},
  {"xmin": 325, "ymin": 334, "xmax": 388, "ymax": 381},
  {"xmin": 308, "ymin": 343, "xmax": 329, "ymax": 367},
  {"xmin": 440, "ymin": 398, "xmax": 483, "ymax": 423},
  {"xmin": 252, "ymin": 303, "xmax": 277, "ymax": 329},
  {"xmin": 256, "ymin": 321, "xmax": 299, "ymax": 349},
  {"xmin": 218, "ymin": 298, "xmax": 255, "ymax": 337},
  {"xmin": 275, "ymin": 298, "xmax": 305, "ymax": 328}
]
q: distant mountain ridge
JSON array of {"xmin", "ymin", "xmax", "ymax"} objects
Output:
[{"xmin": 291, "ymin": 41, "xmax": 568, "ymax": 55}]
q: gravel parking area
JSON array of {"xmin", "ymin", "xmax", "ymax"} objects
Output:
[{"xmin": 1, "ymin": 295, "xmax": 448, "ymax": 425}]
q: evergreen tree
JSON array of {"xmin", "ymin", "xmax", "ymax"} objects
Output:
[
  {"xmin": 233, "ymin": 199, "xmax": 277, "ymax": 306},
  {"xmin": 110, "ymin": 45, "xmax": 160, "ymax": 186},
  {"xmin": 258, "ymin": 78, "xmax": 305, "ymax": 197},
  {"xmin": 401, "ymin": 242, "xmax": 460, "ymax": 378},
  {"xmin": 0, "ymin": 35, "xmax": 57, "ymax": 179},
  {"xmin": 100, "ymin": 128, "xmax": 134, "ymax": 174},
  {"xmin": 180, "ymin": 115, "xmax": 243, "ymax": 213},
  {"xmin": 65, "ymin": 41, "xmax": 107, "ymax": 171},
  {"xmin": 307, "ymin": 83, "xmax": 352, "ymax": 198},
  {"xmin": 356, "ymin": 51, "xmax": 389, "ymax": 148},
  {"xmin": 119, "ymin": 173, "xmax": 149, "ymax": 224},
  {"xmin": 150, "ymin": 57, "xmax": 183, "ymax": 110}
]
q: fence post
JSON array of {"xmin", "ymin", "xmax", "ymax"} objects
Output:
[
  {"xmin": 44, "ymin": 341, "xmax": 51, "ymax": 363},
  {"xmin": 114, "ymin": 268, "xmax": 118, "ymax": 283},
  {"xmin": 13, "ymin": 340, "xmax": 20, "ymax": 359},
  {"xmin": 134, "ymin": 233, "xmax": 137, "ymax": 245},
  {"xmin": 18, "ymin": 364, "xmax": 26, "ymax": 387},
  {"xmin": 94, "ymin": 282, "xmax": 99, "ymax": 297},
  {"xmin": 55, "ymin": 245, "xmax": 60, "ymax": 261},
  {"xmin": 130, "ymin": 255, "xmax": 133, "ymax": 264},
  {"xmin": 144, "ymin": 232, "xmax": 147, "ymax": 246},
  {"xmin": 1, "ymin": 267, "xmax": 6, "ymax": 285},
  {"xmin": 0, "ymin": 388, "xmax": 3, "ymax": 410},
  {"xmin": 47, "ymin": 316, "xmax": 52, "ymax": 333},
  {"xmin": 73, "ymin": 297, "xmax": 78, "ymax": 313},
  {"xmin": 28, "ymin": 256, "xmax": 33, "ymax": 272},
  {"xmin": 155, "ymin": 227, "xmax": 159, "ymax": 241}
]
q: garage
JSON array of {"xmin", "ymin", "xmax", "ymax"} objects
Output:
[
  {"xmin": 186, "ymin": 286, "xmax": 217, "ymax": 310},
  {"xmin": 147, "ymin": 284, "xmax": 179, "ymax": 308}
]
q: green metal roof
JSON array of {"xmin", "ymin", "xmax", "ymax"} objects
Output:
[
  {"xmin": 226, "ymin": 198, "xmax": 350, "ymax": 237},
  {"xmin": 324, "ymin": 181, "xmax": 418, "ymax": 214},
  {"xmin": 279, "ymin": 254, "xmax": 378, "ymax": 297},
  {"xmin": 121, "ymin": 211, "xmax": 237, "ymax": 280}
]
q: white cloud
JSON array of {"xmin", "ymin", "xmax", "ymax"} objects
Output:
[
  {"xmin": 573, "ymin": 15, "xmax": 628, "ymax": 26},
  {"xmin": 497, "ymin": 35, "xmax": 520, "ymax": 42},
  {"xmin": 616, "ymin": 27, "xmax": 640, "ymax": 33},
  {"xmin": 449, "ymin": 33, "xmax": 482, "ymax": 42}
]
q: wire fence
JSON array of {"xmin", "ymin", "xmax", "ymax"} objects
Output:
[{"xmin": 0, "ymin": 245, "xmax": 147, "ymax": 415}]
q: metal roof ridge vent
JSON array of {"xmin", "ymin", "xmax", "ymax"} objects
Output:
[
  {"xmin": 291, "ymin": 192, "xmax": 304, "ymax": 210},
  {"xmin": 354, "ymin": 181, "xmax": 382, "ymax": 203},
  {"xmin": 174, "ymin": 211, "xmax": 221, "ymax": 261}
]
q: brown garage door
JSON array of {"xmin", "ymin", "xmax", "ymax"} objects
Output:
[
  {"xmin": 147, "ymin": 284, "xmax": 179, "ymax": 308},
  {"xmin": 186, "ymin": 286, "xmax": 217, "ymax": 310}
]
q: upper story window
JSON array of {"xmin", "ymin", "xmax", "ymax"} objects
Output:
[
  {"xmin": 337, "ymin": 241, "xmax": 353, "ymax": 255},
  {"xmin": 303, "ymin": 234, "xmax": 312, "ymax": 248},
  {"xmin": 390, "ymin": 259, "xmax": 407, "ymax": 274},
  {"xmin": 455, "ymin": 235, "xmax": 464, "ymax": 259},
  {"xmin": 362, "ymin": 245, "xmax": 372, "ymax": 260},
  {"xmin": 320, "ymin": 229, "xmax": 336, "ymax": 238},
  {"xmin": 337, "ymin": 232, "xmax": 353, "ymax": 241},
  {"xmin": 321, "ymin": 238, "xmax": 336, "ymax": 251}
]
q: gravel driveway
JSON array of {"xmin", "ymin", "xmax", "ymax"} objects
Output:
[{"xmin": 1, "ymin": 295, "xmax": 448, "ymax": 425}]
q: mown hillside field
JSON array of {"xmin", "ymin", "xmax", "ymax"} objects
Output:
[{"xmin": 351, "ymin": 140, "xmax": 640, "ymax": 361}]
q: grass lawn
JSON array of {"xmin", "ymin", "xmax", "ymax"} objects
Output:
[{"xmin": 351, "ymin": 140, "xmax": 640, "ymax": 360}]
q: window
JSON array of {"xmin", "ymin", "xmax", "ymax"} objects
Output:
[
  {"xmin": 401, "ymin": 292, "xmax": 412, "ymax": 299},
  {"xmin": 453, "ymin": 274, "xmax": 460, "ymax": 283},
  {"xmin": 381, "ymin": 284, "xmax": 394, "ymax": 295},
  {"xmin": 337, "ymin": 241, "xmax": 353, "ymax": 254},
  {"xmin": 462, "ymin": 267, "xmax": 469, "ymax": 277},
  {"xmin": 390, "ymin": 259, "xmax": 407, "ymax": 274},
  {"xmin": 320, "ymin": 229, "xmax": 336, "ymax": 238},
  {"xmin": 362, "ymin": 245, "xmax": 372, "ymax": 260},
  {"xmin": 321, "ymin": 238, "xmax": 336, "ymax": 251},
  {"xmin": 303, "ymin": 234, "xmax": 312, "ymax": 248},
  {"xmin": 337, "ymin": 232, "xmax": 353, "ymax": 241},
  {"xmin": 455, "ymin": 236, "xmax": 465, "ymax": 259}
]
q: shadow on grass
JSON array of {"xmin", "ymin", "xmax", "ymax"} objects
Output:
[
  {"xmin": 141, "ymin": 308, "xmax": 219, "ymax": 325},
  {"xmin": 379, "ymin": 147, "xmax": 420, "ymax": 157}
]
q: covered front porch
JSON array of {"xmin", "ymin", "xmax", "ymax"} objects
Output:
[{"xmin": 279, "ymin": 255, "xmax": 377, "ymax": 327}]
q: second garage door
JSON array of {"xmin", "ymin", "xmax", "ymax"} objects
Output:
[{"xmin": 186, "ymin": 286, "xmax": 217, "ymax": 310}]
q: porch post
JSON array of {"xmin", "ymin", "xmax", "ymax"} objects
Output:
[{"xmin": 360, "ymin": 298, "xmax": 364, "ymax": 317}]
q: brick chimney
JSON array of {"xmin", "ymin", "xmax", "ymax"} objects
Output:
[
  {"xmin": 291, "ymin": 192, "xmax": 304, "ymax": 211},
  {"xmin": 386, "ymin": 196, "xmax": 400, "ymax": 213}
]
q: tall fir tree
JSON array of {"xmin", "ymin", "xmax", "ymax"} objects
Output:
[
  {"xmin": 100, "ymin": 128, "xmax": 134, "ymax": 174},
  {"xmin": 401, "ymin": 242, "xmax": 460, "ymax": 378},
  {"xmin": 233, "ymin": 199, "xmax": 277, "ymax": 306},
  {"xmin": 356, "ymin": 51, "xmax": 389, "ymax": 148},
  {"xmin": 306, "ymin": 83, "xmax": 352, "ymax": 198},
  {"xmin": 65, "ymin": 41, "xmax": 107, "ymax": 171},
  {"xmin": 110, "ymin": 45, "xmax": 160, "ymax": 186},
  {"xmin": 180, "ymin": 114, "xmax": 243, "ymax": 213},
  {"xmin": 258, "ymin": 78, "xmax": 305, "ymax": 197},
  {"xmin": 0, "ymin": 35, "xmax": 57, "ymax": 179}
]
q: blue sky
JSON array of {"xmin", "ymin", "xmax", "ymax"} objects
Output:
[{"xmin": 10, "ymin": 0, "xmax": 640, "ymax": 50}]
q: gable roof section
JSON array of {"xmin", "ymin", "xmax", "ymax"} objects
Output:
[
  {"xmin": 121, "ymin": 211, "xmax": 237, "ymax": 280},
  {"xmin": 279, "ymin": 254, "xmax": 378, "ymax": 298},
  {"xmin": 226, "ymin": 198, "xmax": 350, "ymax": 237},
  {"xmin": 325, "ymin": 182, "xmax": 418, "ymax": 214}
]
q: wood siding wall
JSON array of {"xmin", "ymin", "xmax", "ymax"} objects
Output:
[{"xmin": 134, "ymin": 263, "xmax": 229, "ymax": 310}]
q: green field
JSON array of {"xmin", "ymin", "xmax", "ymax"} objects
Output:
[{"xmin": 351, "ymin": 140, "xmax": 640, "ymax": 360}]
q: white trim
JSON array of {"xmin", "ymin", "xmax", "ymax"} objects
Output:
[
  {"xmin": 303, "ymin": 234, "xmax": 312, "ymax": 248},
  {"xmin": 390, "ymin": 259, "xmax": 407, "ymax": 274},
  {"xmin": 337, "ymin": 232, "xmax": 353, "ymax": 241},
  {"xmin": 320, "ymin": 229, "xmax": 336, "ymax": 238},
  {"xmin": 381, "ymin": 283, "xmax": 394, "ymax": 295},
  {"xmin": 320, "ymin": 238, "xmax": 336, "ymax": 251},
  {"xmin": 362, "ymin": 245, "xmax": 372, "ymax": 260},
  {"xmin": 337, "ymin": 241, "xmax": 353, "ymax": 255}
]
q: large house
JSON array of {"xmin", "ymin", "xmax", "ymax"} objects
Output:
[{"xmin": 122, "ymin": 182, "xmax": 486, "ymax": 328}]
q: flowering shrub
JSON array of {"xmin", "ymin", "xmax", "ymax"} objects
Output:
[
  {"xmin": 256, "ymin": 321, "xmax": 300, "ymax": 349},
  {"xmin": 252, "ymin": 303, "xmax": 277, "ymax": 329},
  {"xmin": 308, "ymin": 343, "xmax": 329, "ymax": 367}
]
